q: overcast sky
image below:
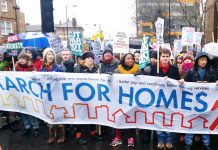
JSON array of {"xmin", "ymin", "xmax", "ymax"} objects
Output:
[{"xmin": 18, "ymin": 0, "xmax": 136, "ymax": 37}]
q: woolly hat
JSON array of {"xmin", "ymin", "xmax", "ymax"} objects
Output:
[
  {"xmin": 183, "ymin": 54, "xmax": 194, "ymax": 61},
  {"xmin": 151, "ymin": 51, "xmax": 157, "ymax": 59},
  {"xmin": 18, "ymin": 52, "xmax": 31, "ymax": 61},
  {"xmin": 82, "ymin": 51, "xmax": 94, "ymax": 60},
  {"xmin": 103, "ymin": 47, "xmax": 113, "ymax": 56},
  {"xmin": 25, "ymin": 47, "xmax": 39, "ymax": 60},
  {"xmin": 43, "ymin": 48, "xmax": 56, "ymax": 62}
]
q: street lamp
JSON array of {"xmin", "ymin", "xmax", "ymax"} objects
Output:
[{"xmin": 66, "ymin": 4, "xmax": 77, "ymax": 47}]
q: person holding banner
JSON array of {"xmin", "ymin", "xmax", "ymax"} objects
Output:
[
  {"xmin": 24, "ymin": 47, "xmax": 43, "ymax": 71},
  {"xmin": 74, "ymin": 51, "xmax": 102, "ymax": 144},
  {"xmin": 60, "ymin": 48, "xmax": 75, "ymax": 72},
  {"xmin": 110, "ymin": 53, "xmax": 139, "ymax": 147},
  {"xmin": 182, "ymin": 52, "xmax": 217, "ymax": 150},
  {"xmin": 40, "ymin": 48, "xmax": 65, "ymax": 144},
  {"xmin": 148, "ymin": 48, "xmax": 181, "ymax": 150},
  {"xmin": 15, "ymin": 52, "xmax": 40, "ymax": 137},
  {"xmin": 100, "ymin": 47, "xmax": 118, "ymax": 74}
]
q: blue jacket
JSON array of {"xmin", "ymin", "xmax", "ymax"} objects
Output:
[{"xmin": 40, "ymin": 64, "xmax": 63, "ymax": 72}]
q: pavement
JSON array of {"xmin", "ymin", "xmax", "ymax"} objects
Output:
[{"xmin": 0, "ymin": 123, "xmax": 217, "ymax": 150}]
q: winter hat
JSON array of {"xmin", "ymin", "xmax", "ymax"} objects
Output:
[
  {"xmin": 25, "ymin": 47, "xmax": 39, "ymax": 60},
  {"xmin": 183, "ymin": 54, "xmax": 194, "ymax": 61},
  {"xmin": 103, "ymin": 47, "xmax": 113, "ymax": 56},
  {"xmin": 151, "ymin": 51, "xmax": 157, "ymax": 59},
  {"xmin": 82, "ymin": 51, "xmax": 94, "ymax": 60},
  {"xmin": 43, "ymin": 48, "xmax": 56, "ymax": 62},
  {"xmin": 18, "ymin": 52, "xmax": 31, "ymax": 61}
]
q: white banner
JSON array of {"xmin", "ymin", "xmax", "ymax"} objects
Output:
[
  {"xmin": 155, "ymin": 17, "xmax": 164, "ymax": 44},
  {"xmin": 1, "ymin": 72, "xmax": 218, "ymax": 134},
  {"xmin": 113, "ymin": 32, "xmax": 129, "ymax": 53}
]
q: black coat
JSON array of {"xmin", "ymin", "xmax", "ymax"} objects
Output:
[
  {"xmin": 149, "ymin": 64, "xmax": 181, "ymax": 80},
  {"xmin": 60, "ymin": 60, "xmax": 75, "ymax": 73},
  {"xmin": 74, "ymin": 64, "xmax": 98, "ymax": 73},
  {"xmin": 100, "ymin": 59, "xmax": 118, "ymax": 74}
]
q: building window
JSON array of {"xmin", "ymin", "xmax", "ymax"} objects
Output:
[
  {"xmin": 0, "ymin": 21, "xmax": 13, "ymax": 35},
  {"xmin": 1, "ymin": 0, "xmax": 8, "ymax": 12}
]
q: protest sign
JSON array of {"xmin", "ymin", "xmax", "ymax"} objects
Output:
[
  {"xmin": 48, "ymin": 36, "xmax": 63, "ymax": 54},
  {"xmin": 69, "ymin": 32, "xmax": 83, "ymax": 56},
  {"xmin": 113, "ymin": 32, "xmax": 129, "ymax": 53},
  {"xmin": 155, "ymin": 17, "xmax": 164, "ymax": 44},
  {"xmin": 91, "ymin": 37, "xmax": 102, "ymax": 64},
  {"xmin": 193, "ymin": 32, "xmax": 203, "ymax": 45},
  {"xmin": 181, "ymin": 27, "xmax": 195, "ymax": 46},
  {"xmin": 1, "ymin": 72, "xmax": 218, "ymax": 134},
  {"xmin": 7, "ymin": 35, "xmax": 23, "ymax": 56},
  {"xmin": 174, "ymin": 39, "xmax": 182, "ymax": 53},
  {"xmin": 7, "ymin": 42, "xmax": 23, "ymax": 56},
  {"xmin": 139, "ymin": 36, "xmax": 150, "ymax": 69}
]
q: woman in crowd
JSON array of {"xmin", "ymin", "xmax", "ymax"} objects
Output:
[
  {"xmin": 74, "ymin": 51, "xmax": 102, "ymax": 144},
  {"xmin": 15, "ymin": 52, "xmax": 40, "ymax": 137},
  {"xmin": 40, "ymin": 48, "xmax": 65, "ymax": 144},
  {"xmin": 24, "ymin": 47, "xmax": 43, "ymax": 71},
  {"xmin": 110, "ymin": 53, "xmax": 139, "ymax": 147}
]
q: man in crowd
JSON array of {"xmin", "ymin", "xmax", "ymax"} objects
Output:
[
  {"xmin": 100, "ymin": 47, "xmax": 118, "ymax": 74},
  {"xmin": 182, "ymin": 52, "xmax": 218, "ymax": 150},
  {"xmin": 60, "ymin": 48, "xmax": 75, "ymax": 72},
  {"xmin": 148, "ymin": 48, "xmax": 180, "ymax": 150}
]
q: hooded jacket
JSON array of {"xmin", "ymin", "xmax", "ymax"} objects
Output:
[{"xmin": 184, "ymin": 52, "xmax": 216, "ymax": 82}]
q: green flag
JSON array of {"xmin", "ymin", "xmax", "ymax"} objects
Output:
[{"xmin": 139, "ymin": 36, "xmax": 150, "ymax": 69}]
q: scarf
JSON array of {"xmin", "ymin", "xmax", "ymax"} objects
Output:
[
  {"xmin": 117, "ymin": 64, "xmax": 139, "ymax": 74},
  {"xmin": 182, "ymin": 62, "xmax": 193, "ymax": 75},
  {"xmin": 198, "ymin": 68, "xmax": 206, "ymax": 80},
  {"xmin": 160, "ymin": 63, "xmax": 170, "ymax": 74},
  {"xmin": 45, "ymin": 63, "xmax": 53, "ymax": 71},
  {"xmin": 15, "ymin": 63, "xmax": 34, "ymax": 71},
  {"xmin": 102, "ymin": 56, "xmax": 113, "ymax": 64}
]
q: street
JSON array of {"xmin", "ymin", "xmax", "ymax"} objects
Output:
[{"xmin": 0, "ymin": 124, "xmax": 217, "ymax": 150}]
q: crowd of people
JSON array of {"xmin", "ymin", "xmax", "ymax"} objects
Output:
[{"xmin": 0, "ymin": 45, "xmax": 218, "ymax": 150}]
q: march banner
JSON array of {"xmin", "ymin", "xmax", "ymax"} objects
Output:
[
  {"xmin": 69, "ymin": 32, "xmax": 83, "ymax": 56},
  {"xmin": 48, "ymin": 35, "xmax": 63, "ymax": 54},
  {"xmin": 181, "ymin": 27, "xmax": 195, "ymax": 46},
  {"xmin": 1, "ymin": 72, "xmax": 218, "ymax": 134},
  {"xmin": 113, "ymin": 32, "xmax": 129, "ymax": 53},
  {"xmin": 155, "ymin": 17, "xmax": 164, "ymax": 44},
  {"xmin": 139, "ymin": 36, "xmax": 150, "ymax": 69}
]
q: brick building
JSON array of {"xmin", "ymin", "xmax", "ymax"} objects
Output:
[{"xmin": 0, "ymin": 0, "xmax": 25, "ymax": 43}]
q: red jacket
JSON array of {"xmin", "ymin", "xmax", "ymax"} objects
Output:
[{"xmin": 33, "ymin": 57, "xmax": 43, "ymax": 71}]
